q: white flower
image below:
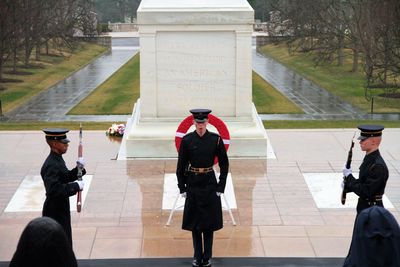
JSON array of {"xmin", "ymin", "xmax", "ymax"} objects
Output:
[{"xmin": 106, "ymin": 123, "xmax": 125, "ymax": 137}]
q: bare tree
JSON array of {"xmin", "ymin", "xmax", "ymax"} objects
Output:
[
  {"xmin": 10, "ymin": 0, "xmax": 24, "ymax": 73},
  {"xmin": 315, "ymin": 0, "xmax": 348, "ymax": 66},
  {"xmin": 76, "ymin": 0, "xmax": 98, "ymax": 36},
  {"xmin": 354, "ymin": 0, "xmax": 400, "ymax": 89},
  {"xmin": 275, "ymin": 0, "xmax": 400, "ymax": 88},
  {"xmin": 0, "ymin": 0, "xmax": 100, "ymax": 78},
  {"xmin": 33, "ymin": 0, "xmax": 56, "ymax": 61},
  {"xmin": 19, "ymin": 0, "xmax": 36, "ymax": 66},
  {"xmin": 0, "ymin": 0, "xmax": 15, "ymax": 79},
  {"xmin": 127, "ymin": 0, "xmax": 141, "ymax": 23},
  {"xmin": 94, "ymin": 0, "xmax": 137, "ymax": 23},
  {"xmin": 279, "ymin": 0, "xmax": 352, "ymax": 67},
  {"xmin": 275, "ymin": 0, "xmax": 327, "ymax": 54}
]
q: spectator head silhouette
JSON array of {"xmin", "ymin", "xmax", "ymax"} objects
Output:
[
  {"xmin": 344, "ymin": 205, "xmax": 400, "ymax": 267},
  {"xmin": 9, "ymin": 216, "xmax": 77, "ymax": 267}
]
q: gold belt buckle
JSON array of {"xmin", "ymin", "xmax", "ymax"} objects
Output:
[{"xmin": 199, "ymin": 168, "xmax": 204, "ymax": 172}]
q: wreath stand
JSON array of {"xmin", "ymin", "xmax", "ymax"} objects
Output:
[{"xmin": 166, "ymin": 189, "xmax": 237, "ymax": 226}]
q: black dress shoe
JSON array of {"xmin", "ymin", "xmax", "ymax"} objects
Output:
[
  {"xmin": 192, "ymin": 259, "xmax": 201, "ymax": 267},
  {"xmin": 202, "ymin": 258, "xmax": 211, "ymax": 267}
]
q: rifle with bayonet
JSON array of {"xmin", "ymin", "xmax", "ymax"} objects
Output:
[
  {"xmin": 341, "ymin": 132, "xmax": 356, "ymax": 205},
  {"xmin": 77, "ymin": 124, "xmax": 83, "ymax": 212}
]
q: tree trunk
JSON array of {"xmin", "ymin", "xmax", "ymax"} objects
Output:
[
  {"xmin": 337, "ymin": 34, "xmax": 344, "ymax": 66},
  {"xmin": 0, "ymin": 56, "xmax": 3, "ymax": 80},
  {"xmin": 24, "ymin": 39, "xmax": 32, "ymax": 66},
  {"xmin": 365, "ymin": 54, "xmax": 373, "ymax": 86},
  {"xmin": 12, "ymin": 46, "xmax": 17, "ymax": 72},
  {"xmin": 352, "ymin": 45, "xmax": 359, "ymax": 73},
  {"xmin": 24, "ymin": 49, "xmax": 29, "ymax": 66},
  {"xmin": 35, "ymin": 43, "xmax": 41, "ymax": 61},
  {"xmin": 12, "ymin": 1, "xmax": 18, "ymax": 73}
]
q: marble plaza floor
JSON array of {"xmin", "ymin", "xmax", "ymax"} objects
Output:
[{"xmin": 0, "ymin": 129, "xmax": 400, "ymax": 264}]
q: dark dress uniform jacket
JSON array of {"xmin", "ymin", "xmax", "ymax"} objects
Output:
[
  {"xmin": 345, "ymin": 150, "xmax": 389, "ymax": 214},
  {"xmin": 176, "ymin": 130, "xmax": 229, "ymax": 232},
  {"xmin": 343, "ymin": 206, "xmax": 400, "ymax": 267},
  {"xmin": 41, "ymin": 151, "xmax": 84, "ymax": 246}
]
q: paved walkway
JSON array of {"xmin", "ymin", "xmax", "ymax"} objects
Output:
[{"xmin": 0, "ymin": 129, "xmax": 399, "ymax": 265}]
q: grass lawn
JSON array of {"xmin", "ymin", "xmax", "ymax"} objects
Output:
[
  {"xmin": 0, "ymin": 42, "xmax": 109, "ymax": 113},
  {"xmin": 68, "ymin": 54, "xmax": 140, "ymax": 115},
  {"xmin": 258, "ymin": 44, "xmax": 400, "ymax": 113},
  {"xmin": 0, "ymin": 121, "xmax": 116, "ymax": 131},
  {"xmin": 253, "ymin": 71, "xmax": 303, "ymax": 114}
]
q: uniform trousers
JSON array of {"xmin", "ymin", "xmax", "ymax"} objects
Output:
[{"xmin": 192, "ymin": 230, "xmax": 213, "ymax": 261}]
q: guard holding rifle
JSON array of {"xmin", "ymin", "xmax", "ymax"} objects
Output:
[
  {"xmin": 176, "ymin": 109, "xmax": 229, "ymax": 267},
  {"xmin": 342, "ymin": 125, "xmax": 389, "ymax": 214},
  {"xmin": 41, "ymin": 128, "xmax": 85, "ymax": 247},
  {"xmin": 342, "ymin": 125, "xmax": 392, "ymax": 267}
]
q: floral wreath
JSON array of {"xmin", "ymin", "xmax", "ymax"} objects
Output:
[
  {"xmin": 175, "ymin": 114, "xmax": 230, "ymax": 164},
  {"xmin": 106, "ymin": 123, "xmax": 125, "ymax": 137}
]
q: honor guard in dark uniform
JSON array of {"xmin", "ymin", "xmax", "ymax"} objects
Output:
[
  {"xmin": 176, "ymin": 109, "xmax": 229, "ymax": 267},
  {"xmin": 342, "ymin": 125, "xmax": 389, "ymax": 214},
  {"xmin": 41, "ymin": 128, "xmax": 85, "ymax": 248},
  {"xmin": 342, "ymin": 125, "xmax": 391, "ymax": 267}
]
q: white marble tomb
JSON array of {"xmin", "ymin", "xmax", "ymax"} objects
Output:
[{"xmin": 119, "ymin": 0, "xmax": 268, "ymax": 159}]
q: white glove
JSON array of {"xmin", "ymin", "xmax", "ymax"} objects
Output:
[
  {"xmin": 181, "ymin": 192, "xmax": 187, "ymax": 198},
  {"xmin": 216, "ymin": 192, "xmax": 222, "ymax": 197},
  {"xmin": 77, "ymin": 180, "xmax": 84, "ymax": 191},
  {"xmin": 342, "ymin": 165, "xmax": 352, "ymax": 177},
  {"xmin": 76, "ymin": 157, "xmax": 85, "ymax": 168}
]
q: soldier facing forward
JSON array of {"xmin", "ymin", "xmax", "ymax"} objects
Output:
[{"xmin": 176, "ymin": 109, "xmax": 229, "ymax": 267}]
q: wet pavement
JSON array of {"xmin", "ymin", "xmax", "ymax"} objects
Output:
[
  {"xmin": 0, "ymin": 129, "xmax": 399, "ymax": 264},
  {"xmin": 2, "ymin": 35, "xmax": 399, "ymax": 122},
  {"xmin": 3, "ymin": 38, "xmax": 139, "ymax": 122},
  {"xmin": 252, "ymin": 50, "xmax": 360, "ymax": 117},
  {"xmin": 252, "ymin": 49, "xmax": 400, "ymax": 121}
]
